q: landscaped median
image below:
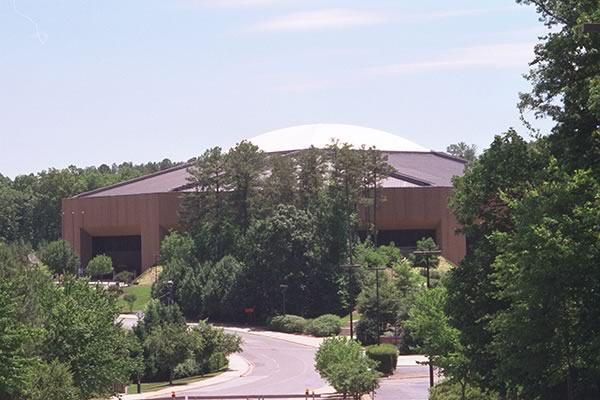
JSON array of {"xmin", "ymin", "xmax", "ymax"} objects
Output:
[{"xmin": 119, "ymin": 353, "xmax": 251, "ymax": 399}]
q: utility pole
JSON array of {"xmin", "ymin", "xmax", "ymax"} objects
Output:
[
  {"xmin": 370, "ymin": 265, "xmax": 386, "ymax": 344},
  {"xmin": 279, "ymin": 284, "xmax": 288, "ymax": 315},
  {"xmin": 342, "ymin": 264, "xmax": 359, "ymax": 339},
  {"xmin": 414, "ymin": 249, "xmax": 441, "ymax": 387}
]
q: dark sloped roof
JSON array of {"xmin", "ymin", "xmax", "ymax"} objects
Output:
[{"xmin": 76, "ymin": 152, "xmax": 465, "ymax": 198}]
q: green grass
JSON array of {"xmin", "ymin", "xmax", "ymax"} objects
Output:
[
  {"xmin": 341, "ymin": 311, "xmax": 361, "ymax": 324},
  {"xmin": 126, "ymin": 371, "xmax": 223, "ymax": 394},
  {"xmin": 117, "ymin": 285, "xmax": 152, "ymax": 313}
]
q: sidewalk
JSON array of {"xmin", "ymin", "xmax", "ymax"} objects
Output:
[{"xmin": 119, "ymin": 353, "xmax": 251, "ymax": 400}]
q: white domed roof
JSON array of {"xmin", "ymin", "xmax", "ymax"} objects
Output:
[{"xmin": 249, "ymin": 124, "xmax": 430, "ymax": 153}]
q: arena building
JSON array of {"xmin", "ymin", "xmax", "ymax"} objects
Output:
[{"xmin": 62, "ymin": 124, "xmax": 466, "ymax": 275}]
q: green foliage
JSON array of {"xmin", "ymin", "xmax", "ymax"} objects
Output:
[
  {"xmin": 44, "ymin": 277, "xmax": 136, "ymax": 399},
  {"xmin": 190, "ymin": 320, "xmax": 242, "ymax": 374},
  {"xmin": 1, "ymin": 161, "xmax": 177, "ymax": 246},
  {"xmin": 38, "ymin": 240, "xmax": 80, "ymax": 275},
  {"xmin": 356, "ymin": 270, "xmax": 401, "ymax": 340},
  {"xmin": 86, "ymin": 254, "xmax": 113, "ymax": 279},
  {"xmin": 123, "ymin": 293, "xmax": 137, "ymax": 313},
  {"xmin": 200, "ymin": 255, "xmax": 244, "ymax": 320},
  {"xmin": 27, "ymin": 360, "xmax": 80, "ymax": 400},
  {"xmin": 315, "ymin": 336, "xmax": 381, "ymax": 400},
  {"xmin": 159, "ymin": 231, "xmax": 197, "ymax": 267},
  {"xmin": 305, "ymin": 314, "xmax": 342, "ymax": 337},
  {"xmin": 133, "ymin": 299, "xmax": 186, "ymax": 341},
  {"xmin": 366, "ymin": 344, "xmax": 399, "ymax": 375},
  {"xmin": 490, "ymin": 167, "xmax": 600, "ymax": 399},
  {"xmin": 267, "ymin": 314, "xmax": 308, "ymax": 334},
  {"xmin": 430, "ymin": 381, "xmax": 499, "ymax": 400},
  {"xmin": 355, "ymin": 316, "xmax": 380, "ymax": 346},
  {"xmin": 446, "ymin": 130, "xmax": 546, "ymax": 390},
  {"xmin": 0, "ymin": 280, "xmax": 38, "ymax": 399},
  {"xmin": 143, "ymin": 323, "xmax": 194, "ymax": 384},
  {"xmin": 446, "ymin": 142, "xmax": 478, "ymax": 162},
  {"xmin": 114, "ymin": 270, "xmax": 134, "ymax": 284}
]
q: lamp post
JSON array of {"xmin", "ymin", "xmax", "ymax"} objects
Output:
[
  {"xmin": 370, "ymin": 265, "xmax": 386, "ymax": 344},
  {"xmin": 414, "ymin": 249, "xmax": 441, "ymax": 388},
  {"xmin": 279, "ymin": 284, "xmax": 288, "ymax": 315},
  {"xmin": 166, "ymin": 280, "xmax": 174, "ymax": 306},
  {"xmin": 341, "ymin": 264, "xmax": 360, "ymax": 339}
]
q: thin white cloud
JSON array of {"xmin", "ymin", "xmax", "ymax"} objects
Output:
[
  {"xmin": 412, "ymin": 5, "xmax": 523, "ymax": 20},
  {"xmin": 249, "ymin": 9, "xmax": 385, "ymax": 32},
  {"xmin": 370, "ymin": 43, "xmax": 535, "ymax": 75},
  {"xmin": 199, "ymin": 0, "xmax": 298, "ymax": 7}
]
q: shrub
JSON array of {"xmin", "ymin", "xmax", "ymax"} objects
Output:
[
  {"xmin": 356, "ymin": 317, "xmax": 379, "ymax": 345},
  {"xmin": 123, "ymin": 293, "xmax": 137, "ymax": 312},
  {"xmin": 115, "ymin": 270, "xmax": 134, "ymax": 284},
  {"xmin": 305, "ymin": 314, "xmax": 342, "ymax": 337},
  {"xmin": 173, "ymin": 358, "xmax": 199, "ymax": 379},
  {"xmin": 86, "ymin": 255, "xmax": 113, "ymax": 279},
  {"xmin": 315, "ymin": 337, "xmax": 381, "ymax": 400},
  {"xmin": 366, "ymin": 344, "xmax": 399, "ymax": 375},
  {"xmin": 430, "ymin": 381, "xmax": 499, "ymax": 400},
  {"xmin": 38, "ymin": 240, "xmax": 79, "ymax": 276},
  {"xmin": 267, "ymin": 314, "xmax": 307, "ymax": 333}
]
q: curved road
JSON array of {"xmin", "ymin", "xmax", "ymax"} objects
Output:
[
  {"xmin": 171, "ymin": 331, "xmax": 428, "ymax": 399},
  {"xmin": 177, "ymin": 331, "xmax": 327, "ymax": 397}
]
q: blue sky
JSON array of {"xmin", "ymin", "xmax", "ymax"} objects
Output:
[{"xmin": 1, "ymin": 0, "xmax": 552, "ymax": 177}]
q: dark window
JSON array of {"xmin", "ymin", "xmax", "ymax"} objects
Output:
[{"xmin": 91, "ymin": 235, "xmax": 141, "ymax": 275}]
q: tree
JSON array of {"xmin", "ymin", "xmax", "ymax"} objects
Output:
[
  {"xmin": 200, "ymin": 255, "xmax": 244, "ymax": 320},
  {"xmin": 0, "ymin": 280, "xmax": 37, "ymax": 400},
  {"xmin": 446, "ymin": 142, "xmax": 477, "ymax": 162},
  {"xmin": 407, "ymin": 287, "xmax": 472, "ymax": 400},
  {"xmin": 315, "ymin": 336, "xmax": 381, "ymax": 400},
  {"xmin": 143, "ymin": 323, "xmax": 193, "ymax": 384},
  {"xmin": 44, "ymin": 278, "xmax": 136, "ymax": 399},
  {"xmin": 190, "ymin": 320, "xmax": 242, "ymax": 374},
  {"xmin": 516, "ymin": 0, "xmax": 600, "ymax": 174},
  {"xmin": 225, "ymin": 141, "xmax": 266, "ymax": 233},
  {"xmin": 181, "ymin": 148, "xmax": 234, "ymax": 260},
  {"xmin": 27, "ymin": 360, "xmax": 80, "ymax": 400},
  {"xmin": 445, "ymin": 131, "xmax": 546, "ymax": 391},
  {"xmin": 38, "ymin": 240, "xmax": 79, "ymax": 276},
  {"xmin": 123, "ymin": 293, "xmax": 137, "ymax": 313},
  {"xmin": 490, "ymin": 167, "xmax": 600, "ymax": 399},
  {"xmin": 86, "ymin": 254, "xmax": 113, "ymax": 280}
]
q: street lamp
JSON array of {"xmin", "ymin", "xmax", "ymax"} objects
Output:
[
  {"xmin": 166, "ymin": 280, "xmax": 174, "ymax": 306},
  {"xmin": 279, "ymin": 284, "xmax": 288, "ymax": 315},
  {"xmin": 370, "ymin": 265, "xmax": 386, "ymax": 344},
  {"xmin": 414, "ymin": 249, "xmax": 441, "ymax": 388},
  {"xmin": 341, "ymin": 264, "xmax": 360, "ymax": 339}
]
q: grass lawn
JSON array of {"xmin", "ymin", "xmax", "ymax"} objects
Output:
[
  {"xmin": 118, "ymin": 284, "xmax": 152, "ymax": 313},
  {"xmin": 126, "ymin": 371, "xmax": 223, "ymax": 394},
  {"xmin": 341, "ymin": 311, "xmax": 361, "ymax": 324}
]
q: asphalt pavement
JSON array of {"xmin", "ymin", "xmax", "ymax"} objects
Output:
[{"xmin": 174, "ymin": 331, "xmax": 328, "ymax": 397}]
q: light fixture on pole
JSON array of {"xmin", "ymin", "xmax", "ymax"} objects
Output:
[
  {"xmin": 341, "ymin": 264, "xmax": 360, "ymax": 339},
  {"xmin": 279, "ymin": 284, "xmax": 288, "ymax": 315},
  {"xmin": 413, "ymin": 249, "xmax": 442, "ymax": 388}
]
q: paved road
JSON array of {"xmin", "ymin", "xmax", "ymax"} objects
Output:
[{"xmin": 176, "ymin": 331, "xmax": 327, "ymax": 397}]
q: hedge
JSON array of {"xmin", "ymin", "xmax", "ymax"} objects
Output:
[
  {"xmin": 305, "ymin": 314, "xmax": 342, "ymax": 337},
  {"xmin": 366, "ymin": 344, "xmax": 398, "ymax": 375},
  {"xmin": 267, "ymin": 314, "xmax": 307, "ymax": 333}
]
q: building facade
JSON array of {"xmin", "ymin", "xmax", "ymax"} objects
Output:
[{"xmin": 62, "ymin": 124, "xmax": 466, "ymax": 274}]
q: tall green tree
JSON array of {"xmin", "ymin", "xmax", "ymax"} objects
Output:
[
  {"xmin": 38, "ymin": 240, "xmax": 80, "ymax": 276},
  {"xmin": 44, "ymin": 278, "xmax": 136, "ymax": 399},
  {"xmin": 446, "ymin": 131, "xmax": 546, "ymax": 390},
  {"xmin": 490, "ymin": 167, "xmax": 600, "ymax": 399},
  {"xmin": 517, "ymin": 0, "xmax": 600, "ymax": 174},
  {"xmin": 225, "ymin": 141, "xmax": 266, "ymax": 233},
  {"xmin": 446, "ymin": 142, "xmax": 478, "ymax": 162}
]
